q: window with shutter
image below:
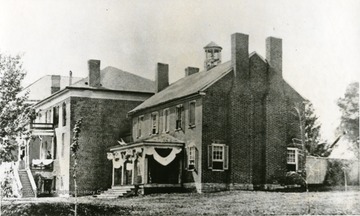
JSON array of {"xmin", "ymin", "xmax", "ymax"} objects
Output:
[
  {"xmin": 151, "ymin": 112, "xmax": 159, "ymax": 134},
  {"xmin": 208, "ymin": 143, "xmax": 229, "ymax": 171},
  {"xmin": 189, "ymin": 101, "xmax": 196, "ymax": 127},
  {"xmin": 137, "ymin": 115, "xmax": 144, "ymax": 138},
  {"xmin": 176, "ymin": 105, "xmax": 183, "ymax": 130},
  {"xmin": 62, "ymin": 102, "xmax": 66, "ymax": 126},
  {"xmin": 187, "ymin": 146, "xmax": 198, "ymax": 171},
  {"xmin": 163, "ymin": 108, "xmax": 170, "ymax": 133}
]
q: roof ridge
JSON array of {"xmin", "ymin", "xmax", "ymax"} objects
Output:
[{"xmin": 102, "ymin": 66, "xmax": 154, "ymax": 82}]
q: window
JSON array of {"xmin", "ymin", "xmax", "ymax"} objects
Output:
[
  {"xmin": 47, "ymin": 109, "xmax": 52, "ymax": 124},
  {"xmin": 189, "ymin": 101, "xmax": 196, "ymax": 127},
  {"xmin": 137, "ymin": 115, "xmax": 144, "ymax": 138},
  {"xmin": 62, "ymin": 102, "xmax": 66, "ymax": 126},
  {"xmin": 176, "ymin": 105, "xmax": 184, "ymax": 130},
  {"xmin": 208, "ymin": 143, "xmax": 229, "ymax": 171},
  {"xmin": 163, "ymin": 109, "xmax": 170, "ymax": 133},
  {"xmin": 187, "ymin": 146, "xmax": 198, "ymax": 171},
  {"xmin": 61, "ymin": 133, "xmax": 65, "ymax": 157},
  {"xmin": 45, "ymin": 111, "xmax": 48, "ymax": 123},
  {"xmin": 53, "ymin": 106, "xmax": 59, "ymax": 128},
  {"xmin": 287, "ymin": 147, "xmax": 298, "ymax": 171},
  {"xmin": 151, "ymin": 112, "xmax": 159, "ymax": 135}
]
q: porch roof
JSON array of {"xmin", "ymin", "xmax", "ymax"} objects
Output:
[{"xmin": 109, "ymin": 134, "xmax": 185, "ymax": 152}]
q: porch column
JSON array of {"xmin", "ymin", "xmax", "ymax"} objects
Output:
[
  {"xmin": 121, "ymin": 163, "xmax": 125, "ymax": 185},
  {"xmin": 26, "ymin": 139, "xmax": 30, "ymax": 169},
  {"xmin": 111, "ymin": 165, "xmax": 115, "ymax": 187},
  {"xmin": 131, "ymin": 158, "xmax": 137, "ymax": 185},
  {"xmin": 178, "ymin": 156, "xmax": 183, "ymax": 184},
  {"xmin": 142, "ymin": 156, "xmax": 148, "ymax": 184}
]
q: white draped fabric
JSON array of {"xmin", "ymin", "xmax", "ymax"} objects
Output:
[
  {"xmin": 107, "ymin": 152, "xmax": 114, "ymax": 160},
  {"xmin": 32, "ymin": 159, "xmax": 53, "ymax": 166},
  {"xmin": 145, "ymin": 147, "xmax": 182, "ymax": 166},
  {"xmin": 113, "ymin": 157, "xmax": 125, "ymax": 169}
]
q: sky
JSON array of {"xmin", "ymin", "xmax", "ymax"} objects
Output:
[{"xmin": 0, "ymin": 0, "xmax": 359, "ymax": 145}]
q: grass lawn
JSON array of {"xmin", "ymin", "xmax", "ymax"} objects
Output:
[{"xmin": 2, "ymin": 190, "xmax": 360, "ymax": 215}]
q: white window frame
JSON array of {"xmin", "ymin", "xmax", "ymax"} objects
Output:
[
  {"xmin": 175, "ymin": 104, "xmax": 183, "ymax": 130},
  {"xmin": 187, "ymin": 146, "xmax": 197, "ymax": 171},
  {"xmin": 62, "ymin": 102, "xmax": 67, "ymax": 127},
  {"xmin": 151, "ymin": 112, "xmax": 159, "ymax": 135},
  {"xmin": 208, "ymin": 143, "xmax": 229, "ymax": 171},
  {"xmin": 61, "ymin": 133, "xmax": 65, "ymax": 157},
  {"xmin": 188, "ymin": 100, "xmax": 196, "ymax": 128},
  {"xmin": 137, "ymin": 115, "xmax": 144, "ymax": 138},
  {"xmin": 287, "ymin": 147, "xmax": 298, "ymax": 171},
  {"xmin": 162, "ymin": 108, "xmax": 170, "ymax": 133}
]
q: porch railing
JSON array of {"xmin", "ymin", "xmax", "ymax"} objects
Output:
[
  {"xmin": 31, "ymin": 159, "xmax": 54, "ymax": 171},
  {"xmin": 30, "ymin": 123, "xmax": 54, "ymax": 130}
]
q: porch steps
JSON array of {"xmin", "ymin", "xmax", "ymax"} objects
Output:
[
  {"xmin": 18, "ymin": 170, "xmax": 36, "ymax": 198},
  {"xmin": 97, "ymin": 185, "xmax": 136, "ymax": 199}
]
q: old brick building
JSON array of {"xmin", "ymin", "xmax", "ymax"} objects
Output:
[
  {"xmin": 107, "ymin": 32, "xmax": 305, "ymax": 194},
  {"xmin": 17, "ymin": 60, "xmax": 154, "ymax": 197}
]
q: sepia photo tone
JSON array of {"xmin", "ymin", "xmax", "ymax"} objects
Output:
[{"xmin": 0, "ymin": 0, "xmax": 359, "ymax": 215}]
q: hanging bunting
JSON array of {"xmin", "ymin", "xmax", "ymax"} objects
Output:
[{"xmin": 145, "ymin": 147, "xmax": 182, "ymax": 166}]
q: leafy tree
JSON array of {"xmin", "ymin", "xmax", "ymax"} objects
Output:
[
  {"xmin": 303, "ymin": 100, "xmax": 325, "ymax": 156},
  {"xmin": 71, "ymin": 118, "xmax": 83, "ymax": 216},
  {"xmin": 0, "ymin": 53, "xmax": 33, "ymax": 162},
  {"xmin": 337, "ymin": 82, "xmax": 359, "ymax": 153}
]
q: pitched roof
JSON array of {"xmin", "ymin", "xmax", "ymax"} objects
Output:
[
  {"xmin": 130, "ymin": 61, "xmax": 233, "ymax": 113},
  {"xmin": 71, "ymin": 66, "xmax": 155, "ymax": 93}
]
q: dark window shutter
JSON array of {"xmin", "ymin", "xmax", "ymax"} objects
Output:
[
  {"xmin": 195, "ymin": 147, "xmax": 199, "ymax": 172},
  {"xmin": 181, "ymin": 106, "xmax": 185, "ymax": 131},
  {"xmin": 184, "ymin": 147, "xmax": 188, "ymax": 170},
  {"xmin": 208, "ymin": 145, "xmax": 213, "ymax": 169},
  {"xmin": 224, "ymin": 145, "xmax": 229, "ymax": 170}
]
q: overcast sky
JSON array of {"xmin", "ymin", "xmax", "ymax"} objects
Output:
[{"xmin": 0, "ymin": 0, "xmax": 359, "ymax": 143}]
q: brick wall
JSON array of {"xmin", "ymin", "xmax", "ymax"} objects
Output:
[
  {"xmin": 69, "ymin": 97, "xmax": 143, "ymax": 195},
  {"xmin": 201, "ymin": 52, "xmax": 304, "ymax": 189},
  {"xmin": 202, "ymin": 72, "xmax": 232, "ymax": 184},
  {"xmin": 249, "ymin": 54, "xmax": 268, "ymax": 185}
]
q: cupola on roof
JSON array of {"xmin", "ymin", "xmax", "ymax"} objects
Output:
[{"xmin": 204, "ymin": 41, "xmax": 222, "ymax": 50}]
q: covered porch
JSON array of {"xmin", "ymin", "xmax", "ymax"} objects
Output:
[{"xmin": 107, "ymin": 134, "xmax": 185, "ymax": 194}]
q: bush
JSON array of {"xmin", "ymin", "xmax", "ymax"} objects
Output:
[
  {"xmin": 2, "ymin": 202, "xmax": 135, "ymax": 216},
  {"xmin": 280, "ymin": 171, "xmax": 306, "ymax": 186}
]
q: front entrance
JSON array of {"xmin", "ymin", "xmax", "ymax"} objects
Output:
[
  {"xmin": 148, "ymin": 155, "xmax": 180, "ymax": 184},
  {"xmin": 108, "ymin": 135, "xmax": 185, "ymax": 191}
]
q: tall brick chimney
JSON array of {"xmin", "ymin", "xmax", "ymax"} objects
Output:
[
  {"xmin": 231, "ymin": 33, "xmax": 249, "ymax": 81},
  {"xmin": 51, "ymin": 75, "xmax": 61, "ymax": 94},
  {"xmin": 266, "ymin": 37, "xmax": 282, "ymax": 76},
  {"xmin": 185, "ymin": 67, "xmax": 199, "ymax": 77},
  {"xmin": 69, "ymin": 70, "xmax": 73, "ymax": 86},
  {"xmin": 155, "ymin": 63, "xmax": 169, "ymax": 93},
  {"xmin": 88, "ymin": 59, "xmax": 101, "ymax": 87}
]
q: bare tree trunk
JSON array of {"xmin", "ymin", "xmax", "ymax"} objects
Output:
[
  {"xmin": 344, "ymin": 169, "xmax": 348, "ymax": 192},
  {"xmin": 294, "ymin": 105, "xmax": 308, "ymax": 192},
  {"xmin": 0, "ymin": 180, "xmax": 2, "ymax": 216}
]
